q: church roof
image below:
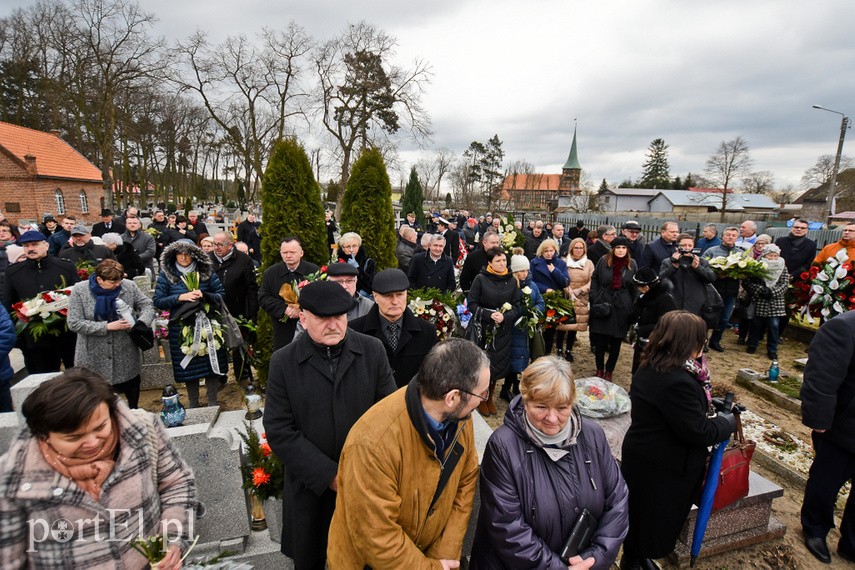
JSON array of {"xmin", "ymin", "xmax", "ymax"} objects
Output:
[
  {"xmin": 501, "ymin": 173, "xmax": 561, "ymax": 191},
  {"xmin": 562, "ymin": 128, "xmax": 581, "ymax": 170}
]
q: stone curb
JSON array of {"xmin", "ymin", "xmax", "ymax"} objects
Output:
[{"xmin": 735, "ymin": 369, "xmax": 801, "ymax": 414}]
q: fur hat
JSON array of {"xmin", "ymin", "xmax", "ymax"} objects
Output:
[
  {"xmin": 510, "ymin": 254, "xmax": 530, "ymax": 273},
  {"xmin": 611, "ymin": 236, "xmax": 632, "ymax": 249}
]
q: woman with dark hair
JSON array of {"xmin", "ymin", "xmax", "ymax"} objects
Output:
[
  {"xmin": 471, "ymin": 356, "xmax": 628, "ymax": 569},
  {"xmin": 467, "ymin": 246, "xmax": 523, "ymax": 416},
  {"xmin": 0, "ymin": 368, "xmax": 195, "ymax": 568},
  {"xmin": 588, "ymin": 236, "xmax": 637, "ymax": 381},
  {"xmin": 629, "ymin": 267, "xmax": 677, "ymax": 374},
  {"xmin": 154, "ymin": 241, "xmax": 228, "ymax": 408},
  {"xmin": 620, "ymin": 311, "xmax": 737, "ymax": 569},
  {"xmin": 67, "ymin": 259, "xmax": 154, "ymax": 408}
]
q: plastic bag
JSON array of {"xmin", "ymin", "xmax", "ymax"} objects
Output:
[{"xmin": 575, "ymin": 378, "xmax": 631, "ymax": 418}]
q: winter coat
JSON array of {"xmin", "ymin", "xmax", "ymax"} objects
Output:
[
  {"xmin": 258, "ymin": 259, "xmax": 320, "ymax": 350},
  {"xmin": 350, "ymin": 305, "xmax": 439, "ymax": 388},
  {"xmin": 337, "ymin": 247, "xmax": 376, "ymax": 295},
  {"xmin": 703, "ymin": 243, "xmax": 747, "ymax": 299},
  {"xmin": 510, "ymin": 277, "xmax": 545, "ymax": 374},
  {"xmin": 630, "ymin": 281, "xmax": 677, "ymax": 340},
  {"xmin": 58, "ymin": 241, "xmax": 116, "ymax": 265},
  {"xmin": 460, "ymin": 246, "xmax": 489, "ymax": 292},
  {"xmin": 264, "ymin": 330, "xmax": 396, "ymax": 567},
  {"xmin": 696, "ymin": 236, "xmax": 721, "ymax": 254},
  {"xmin": 0, "ymin": 401, "xmax": 195, "ymax": 568},
  {"xmin": 530, "ymin": 256, "xmax": 570, "ymax": 294},
  {"xmin": 589, "ymin": 257, "xmax": 637, "ymax": 339},
  {"xmin": 775, "ymin": 234, "xmax": 817, "ymax": 278},
  {"xmin": 122, "ymin": 229, "xmax": 157, "ymax": 274},
  {"xmin": 621, "ymin": 366, "xmax": 734, "ymax": 558},
  {"xmin": 91, "ymin": 219, "xmax": 126, "ymax": 237},
  {"xmin": 327, "ymin": 381, "xmax": 479, "ymax": 569},
  {"xmin": 814, "ymin": 239, "xmax": 855, "ymax": 266},
  {"xmin": 407, "ymin": 252, "xmax": 456, "ymax": 293},
  {"xmin": 468, "ymin": 269, "xmax": 523, "ymax": 382},
  {"xmin": 523, "ymin": 232, "xmax": 546, "ymax": 259},
  {"xmin": 742, "ymin": 270, "xmax": 788, "ymax": 317},
  {"xmin": 396, "ymin": 236, "xmax": 418, "ymax": 275},
  {"xmin": 153, "ymin": 241, "xmax": 228, "ymax": 382},
  {"xmin": 802, "ymin": 310, "xmax": 855, "ymax": 454},
  {"xmin": 0, "ymin": 305, "xmax": 16, "ymax": 383},
  {"xmin": 470, "ymin": 398, "xmax": 628, "ymax": 569},
  {"xmin": 67, "ymin": 279, "xmax": 155, "ymax": 384},
  {"xmin": 587, "ymin": 240, "xmax": 610, "ymax": 266},
  {"xmin": 442, "ymin": 229, "xmax": 461, "ymax": 263},
  {"xmin": 160, "ymin": 226, "xmax": 197, "ymax": 246},
  {"xmin": 559, "ymin": 258, "xmax": 594, "ymax": 333},
  {"xmin": 112, "ymin": 243, "xmax": 146, "ymax": 278},
  {"xmin": 236, "ymin": 220, "xmax": 261, "ymax": 261},
  {"xmin": 210, "ymin": 248, "xmax": 258, "ymax": 319},
  {"xmin": 47, "ymin": 229, "xmax": 70, "ymax": 256},
  {"xmin": 659, "ymin": 256, "xmax": 717, "ymax": 314},
  {"xmin": 639, "ymin": 237, "xmax": 676, "ymax": 271}
]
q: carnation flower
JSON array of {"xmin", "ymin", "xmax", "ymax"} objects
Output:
[{"xmin": 252, "ymin": 467, "xmax": 271, "ymax": 486}]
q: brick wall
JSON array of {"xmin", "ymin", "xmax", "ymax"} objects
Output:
[{"xmin": 0, "ymin": 155, "xmax": 103, "ymax": 224}]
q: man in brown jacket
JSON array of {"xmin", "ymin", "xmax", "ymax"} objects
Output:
[{"xmin": 327, "ymin": 339, "xmax": 488, "ymax": 569}]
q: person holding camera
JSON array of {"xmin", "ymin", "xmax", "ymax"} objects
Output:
[
  {"xmin": 629, "ymin": 268, "xmax": 676, "ymax": 374},
  {"xmin": 659, "ymin": 233, "xmax": 717, "ymax": 315}
]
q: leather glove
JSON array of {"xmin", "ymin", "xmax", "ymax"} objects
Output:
[
  {"xmin": 759, "ymin": 287, "xmax": 773, "ymax": 299},
  {"xmin": 719, "ymin": 410, "xmax": 738, "ymax": 434},
  {"xmin": 712, "ymin": 397, "xmax": 746, "ymax": 414}
]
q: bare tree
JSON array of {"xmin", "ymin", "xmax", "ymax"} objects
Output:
[
  {"xmin": 801, "ymin": 154, "xmax": 855, "ymax": 189},
  {"xmin": 741, "ymin": 170, "xmax": 775, "ymax": 194},
  {"xmin": 415, "ymin": 147, "xmax": 455, "ymax": 200},
  {"xmin": 704, "ymin": 136, "xmax": 753, "ymax": 221}
]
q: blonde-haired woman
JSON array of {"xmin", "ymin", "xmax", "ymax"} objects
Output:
[
  {"xmin": 471, "ymin": 355, "xmax": 628, "ymax": 568},
  {"xmin": 559, "ymin": 237, "xmax": 594, "ymax": 362},
  {"xmin": 337, "ymin": 231, "xmax": 376, "ymax": 296}
]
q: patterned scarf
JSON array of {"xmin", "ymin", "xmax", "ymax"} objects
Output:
[
  {"xmin": 684, "ymin": 355, "xmax": 715, "ymax": 416},
  {"xmin": 38, "ymin": 417, "xmax": 119, "ymax": 501}
]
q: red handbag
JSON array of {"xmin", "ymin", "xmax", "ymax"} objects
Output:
[{"xmin": 699, "ymin": 414, "xmax": 756, "ymax": 512}]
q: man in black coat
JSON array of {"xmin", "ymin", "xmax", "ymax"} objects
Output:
[
  {"xmin": 800, "ymin": 310, "xmax": 855, "ymax": 564},
  {"xmin": 459, "ymin": 230, "xmax": 500, "ymax": 293},
  {"xmin": 5, "ymin": 231, "xmax": 78, "ymax": 372},
  {"xmin": 58, "ymin": 224, "xmax": 116, "ymax": 264},
  {"xmin": 523, "ymin": 221, "xmax": 546, "ymax": 259},
  {"xmin": 264, "ymin": 281, "xmax": 396, "ymax": 570},
  {"xmin": 437, "ymin": 217, "xmax": 460, "ymax": 263},
  {"xmin": 407, "ymin": 234, "xmax": 456, "ymax": 293},
  {"xmin": 639, "ymin": 221, "xmax": 679, "ymax": 271},
  {"xmin": 237, "ymin": 213, "xmax": 262, "ymax": 263},
  {"xmin": 91, "ymin": 208, "xmax": 126, "ymax": 237},
  {"xmin": 587, "ymin": 224, "xmax": 617, "ymax": 266},
  {"xmin": 776, "ymin": 218, "xmax": 816, "ymax": 279},
  {"xmin": 350, "ymin": 269, "xmax": 438, "ymax": 388},
  {"xmin": 211, "ymin": 231, "xmax": 258, "ymax": 381},
  {"xmin": 258, "ymin": 237, "xmax": 320, "ymax": 350}
]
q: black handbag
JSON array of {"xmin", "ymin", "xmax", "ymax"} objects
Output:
[
  {"xmin": 129, "ymin": 320, "xmax": 155, "ymax": 351},
  {"xmin": 701, "ymin": 284, "xmax": 724, "ymax": 329},
  {"xmin": 464, "ymin": 307, "xmax": 484, "ymax": 346}
]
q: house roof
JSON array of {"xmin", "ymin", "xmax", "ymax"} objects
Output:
[
  {"xmin": 687, "ymin": 187, "xmax": 735, "ymax": 194},
  {"xmin": 648, "ymin": 190, "xmax": 777, "ymax": 210},
  {"xmin": 601, "ymin": 188, "xmax": 661, "ymax": 197},
  {"xmin": 501, "ymin": 173, "xmax": 562, "ymax": 191},
  {"xmin": 0, "ymin": 122, "xmax": 102, "ymax": 182},
  {"xmin": 795, "ymin": 168, "xmax": 855, "ymax": 203},
  {"xmin": 562, "ymin": 127, "xmax": 581, "ymax": 171}
]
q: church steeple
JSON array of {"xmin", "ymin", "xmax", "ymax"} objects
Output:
[{"xmin": 560, "ymin": 125, "xmax": 581, "ymax": 194}]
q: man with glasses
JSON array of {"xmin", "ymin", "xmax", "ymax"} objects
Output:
[
  {"xmin": 327, "ymin": 262, "xmax": 374, "ymax": 321},
  {"xmin": 620, "ymin": 220, "xmax": 646, "ymax": 261},
  {"xmin": 814, "ymin": 223, "xmax": 855, "ymax": 266},
  {"xmin": 122, "ymin": 216, "xmax": 156, "ymax": 279},
  {"xmin": 328, "ymin": 338, "xmax": 486, "ymax": 569},
  {"xmin": 588, "ymin": 224, "xmax": 617, "ymax": 265},
  {"xmin": 777, "ymin": 219, "xmax": 816, "ymax": 279},
  {"xmin": 210, "ymin": 232, "xmax": 258, "ymax": 383},
  {"xmin": 351, "ymin": 268, "xmax": 438, "ymax": 388},
  {"xmin": 703, "ymin": 227, "xmax": 747, "ymax": 352}
]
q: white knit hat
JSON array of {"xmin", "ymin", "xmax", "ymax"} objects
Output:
[{"xmin": 510, "ymin": 254, "xmax": 530, "ymax": 272}]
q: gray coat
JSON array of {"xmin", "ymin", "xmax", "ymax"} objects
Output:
[
  {"xmin": 67, "ymin": 279, "xmax": 155, "ymax": 384},
  {"xmin": 123, "ymin": 229, "xmax": 157, "ymax": 274}
]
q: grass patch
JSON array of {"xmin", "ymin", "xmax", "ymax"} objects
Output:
[{"xmin": 762, "ymin": 374, "xmax": 802, "ymax": 400}]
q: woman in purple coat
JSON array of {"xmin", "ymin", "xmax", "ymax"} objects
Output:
[{"xmin": 470, "ymin": 356, "xmax": 629, "ymax": 569}]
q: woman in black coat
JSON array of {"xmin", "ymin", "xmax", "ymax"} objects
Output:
[
  {"xmin": 589, "ymin": 237, "xmax": 637, "ymax": 381},
  {"xmin": 620, "ymin": 311, "xmax": 737, "ymax": 569},
  {"xmin": 629, "ymin": 268, "xmax": 677, "ymax": 374},
  {"xmin": 470, "ymin": 356, "xmax": 628, "ymax": 569},
  {"xmin": 467, "ymin": 246, "xmax": 522, "ymax": 416}
]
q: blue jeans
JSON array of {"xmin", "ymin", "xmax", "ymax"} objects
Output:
[
  {"xmin": 710, "ymin": 295, "xmax": 737, "ymax": 344},
  {"xmin": 748, "ymin": 316, "xmax": 780, "ymax": 355}
]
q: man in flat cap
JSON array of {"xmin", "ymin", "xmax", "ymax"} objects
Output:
[
  {"xmin": 620, "ymin": 220, "xmax": 646, "ymax": 260},
  {"xmin": 351, "ymin": 268, "xmax": 439, "ymax": 388},
  {"xmin": 327, "ymin": 262, "xmax": 374, "ymax": 321},
  {"xmin": 58, "ymin": 224, "xmax": 116, "ymax": 264},
  {"xmin": 5, "ymin": 231, "xmax": 78, "ymax": 372},
  {"xmin": 264, "ymin": 280, "xmax": 396, "ymax": 570}
]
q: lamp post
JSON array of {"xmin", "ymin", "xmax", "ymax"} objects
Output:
[{"xmin": 812, "ymin": 104, "xmax": 850, "ymax": 223}]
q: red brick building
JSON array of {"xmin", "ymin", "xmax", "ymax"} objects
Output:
[{"xmin": 0, "ymin": 122, "xmax": 103, "ymax": 224}]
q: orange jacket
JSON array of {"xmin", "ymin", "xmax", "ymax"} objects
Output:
[{"xmin": 813, "ymin": 240, "xmax": 855, "ymax": 265}]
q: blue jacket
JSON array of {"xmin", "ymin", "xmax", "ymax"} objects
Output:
[
  {"xmin": 510, "ymin": 277, "xmax": 545, "ymax": 373},
  {"xmin": 697, "ymin": 236, "xmax": 722, "ymax": 254},
  {"xmin": 530, "ymin": 257, "xmax": 570, "ymax": 294},
  {"xmin": 0, "ymin": 305, "xmax": 15, "ymax": 382}
]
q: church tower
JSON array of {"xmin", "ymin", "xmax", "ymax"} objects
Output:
[{"xmin": 559, "ymin": 126, "xmax": 581, "ymax": 194}]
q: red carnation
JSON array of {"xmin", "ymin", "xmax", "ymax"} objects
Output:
[{"xmin": 252, "ymin": 467, "xmax": 271, "ymax": 486}]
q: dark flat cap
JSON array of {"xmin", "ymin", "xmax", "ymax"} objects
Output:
[
  {"xmin": 71, "ymin": 224, "xmax": 90, "ymax": 235},
  {"xmin": 18, "ymin": 230, "xmax": 48, "ymax": 244},
  {"xmin": 621, "ymin": 220, "xmax": 641, "ymax": 230},
  {"xmin": 372, "ymin": 268, "xmax": 410, "ymax": 294},
  {"xmin": 299, "ymin": 280, "xmax": 355, "ymax": 316},
  {"xmin": 327, "ymin": 262, "xmax": 358, "ymax": 277}
]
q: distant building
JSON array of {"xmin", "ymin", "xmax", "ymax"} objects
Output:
[
  {"xmin": 597, "ymin": 188, "xmax": 660, "ymax": 212},
  {"xmin": 0, "ymin": 121, "xmax": 102, "ymax": 223},
  {"xmin": 647, "ymin": 190, "xmax": 777, "ymax": 215},
  {"xmin": 794, "ymin": 168, "xmax": 855, "ymax": 221}
]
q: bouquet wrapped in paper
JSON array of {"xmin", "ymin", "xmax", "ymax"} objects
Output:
[
  {"xmin": 707, "ymin": 249, "xmax": 770, "ymax": 280},
  {"xmin": 408, "ymin": 287, "xmax": 461, "ymax": 340},
  {"xmin": 11, "ymin": 286, "xmax": 73, "ymax": 341}
]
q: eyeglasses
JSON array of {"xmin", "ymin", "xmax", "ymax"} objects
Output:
[
  {"xmin": 213, "ymin": 242, "xmax": 229, "ymax": 247},
  {"xmin": 793, "ymin": 226, "xmax": 808, "ymax": 230},
  {"xmin": 332, "ymin": 278, "xmax": 357, "ymax": 284},
  {"xmin": 458, "ymin": 388, "xmax": 489, "ymax": 402}
]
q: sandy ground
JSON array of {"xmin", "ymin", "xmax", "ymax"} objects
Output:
[{"xmin": 138, "ymin": 327, "xmax": 851, "ymax": 569}]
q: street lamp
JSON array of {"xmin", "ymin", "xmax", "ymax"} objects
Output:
[{"xmin": 812, "ymin": 104, "xmax": 850, "ymax": 223}]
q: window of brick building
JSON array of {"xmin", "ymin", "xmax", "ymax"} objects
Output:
[
  {"xmin": 55, "ymin": 189, "xmax": 65, "ymax": 215},
  {"xmin": 79, "ymin": 190, "xmax": 89, "ymax": 214}
]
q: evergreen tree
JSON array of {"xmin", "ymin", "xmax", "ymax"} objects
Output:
[
  {"xmin": 639, "ymin": 138, "xmax": 671, "ymax": 188},
  {"xmin": 598, "ymin": 178, "xmax": 610, "ymax": 193},
  {"xmin": 255, "ymin": 138, "xmax": 328, "ymax": 385},
  {"xmin": 445, "ymin": 192, "xmax": 453, "ymax": 209},
  {"xmin": 672, "ymin": 176, "xmax": 682, "ymax": 190},
  {"xmin": 683, "ymin": 173, "xmax": 696, "ymax": 189},
  {"xmin": 400, "ymin": 168, "xmax": 425, "ymax": 226},
  {"xmin": 340, "ymin": 147, "xmax": 398, "ymax": 270}
]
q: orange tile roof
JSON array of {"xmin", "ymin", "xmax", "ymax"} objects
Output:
[
  {"xmin": 501, "ymin": 173, "xmax": 562, "ymax": 191},
  {"xmin": 0, "ymin": 121, "xmax": 102, "ymax": 182}
]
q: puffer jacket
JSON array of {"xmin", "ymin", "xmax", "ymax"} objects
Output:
[
  {"xmin": 470, "ymin": 397, "xmax": 628, "ymax": 569},
  {"xmin": 154, "ymin": 241, "xmax": 227, "ymax": 382},
  {"xmin": 560, "ymin": 258, "xmax": 594, "ymax": 333}
]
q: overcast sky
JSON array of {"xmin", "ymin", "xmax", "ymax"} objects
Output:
[{"xmin": 5, "ymin": 0, "xmax": 854, "ymax": 190}]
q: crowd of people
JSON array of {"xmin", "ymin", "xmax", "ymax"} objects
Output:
[{"xmin": 2, "ymin": 202, "xmax": 855, "ymax": 568}]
